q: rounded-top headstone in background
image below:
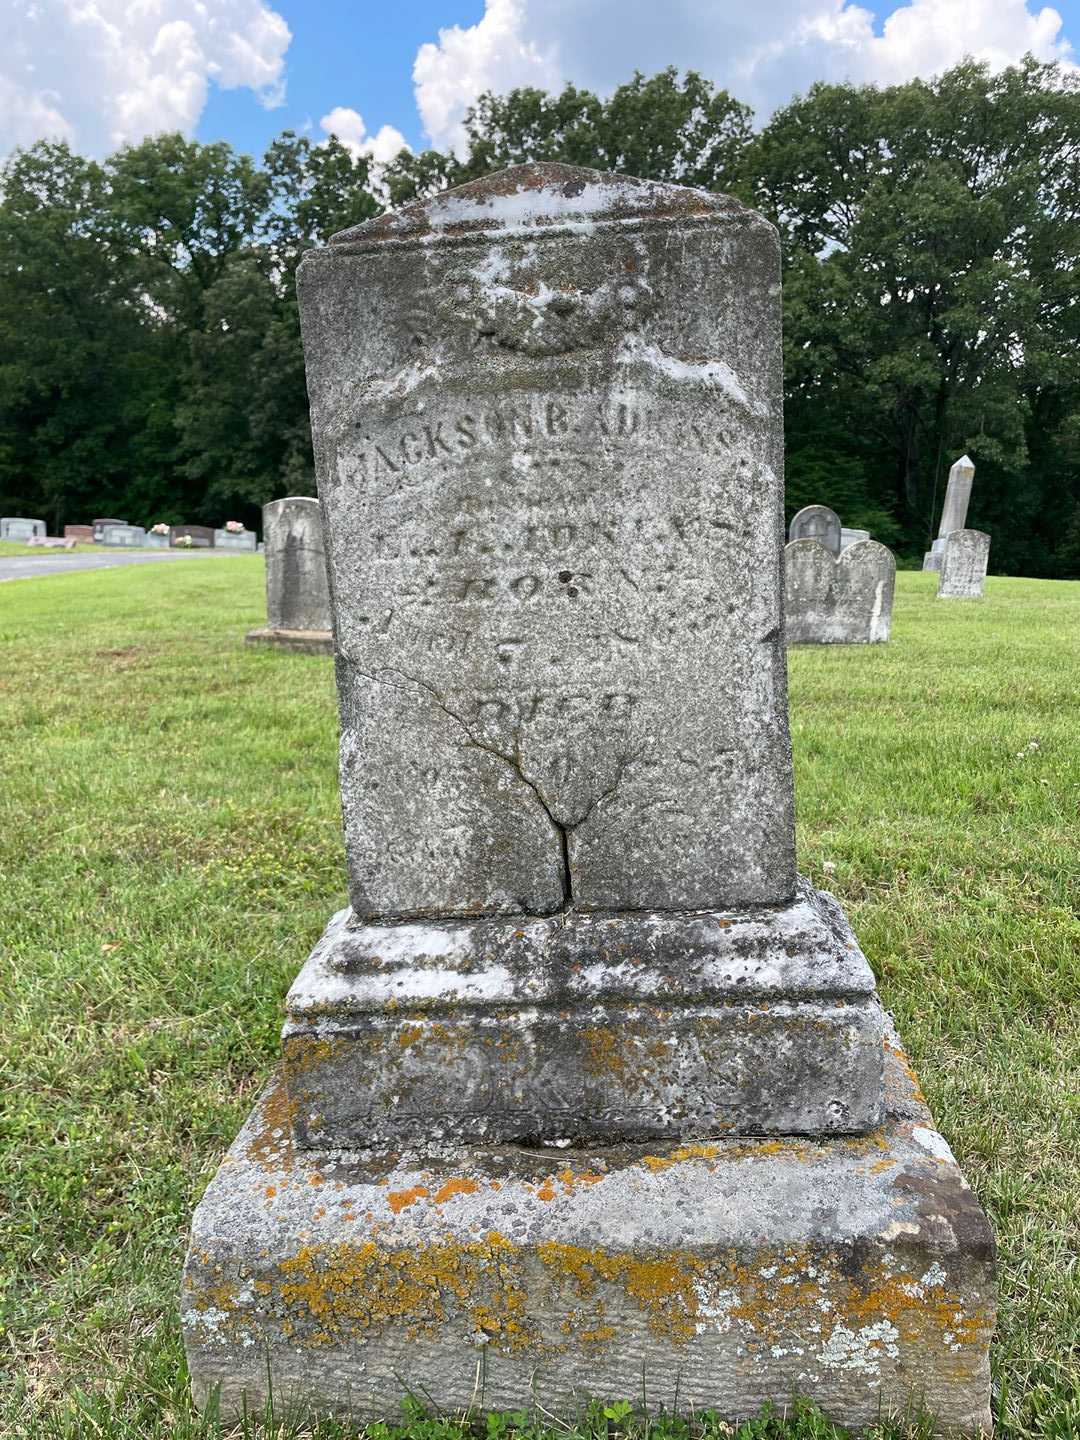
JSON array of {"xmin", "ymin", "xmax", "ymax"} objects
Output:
[
  {"xmin": 785, "ymin": 538, "xmax": 896, "ymax": 643},
  {"xmin": 788, "ymin": 504, "xmax": 841, "ymax": 556}
]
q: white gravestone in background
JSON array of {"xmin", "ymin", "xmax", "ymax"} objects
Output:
[
  {"xmin": 1, "ymin": 517, "xmax": 46, "ymax": 541},
  {"xmin": 938, "ymin": 528, "xmax": 990, "ymax": 599}
]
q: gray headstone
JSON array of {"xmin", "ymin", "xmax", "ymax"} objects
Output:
[
  {"xmin": 100, "ymin": 523, "xmax": 146, "ymax": 547},
  {"xmin": 298, "ymin": 162, "xmax": 796, "ymax": 920},
  {"xmin": 1, "ymin": 517, "xmax": 46, "ymax": 541},
  {"xmin": 92, "ymin": 517, "xmax": 126, "ymax": 542},
  {"xmin": 788, "ymin": 505, "xmax": 841, "ymax": 556},
  {"xmin": 785, "ymin": 539, "xmax": 896, "ymax": 644},
  {"xmin": 938, "ymin": 454, "xmax": 975, "ymax": 539},
  {"xmin": 171, "ymin": 525, "xmax": 214, "ymax": 547},
  {"xmin": 839, "ymin": 527, "xmax": 869, "ymax": 551},
  {"xmin": 263, "ymin": 497, "xmax": 332, "ymax": 633},
  {"xmin": 182, "ymin": 166, "xmax": 992, "ymax": 1434},
  {"xmin": 145, "ymin": 531, "xmax": 170, "ymax": 548},
  {"xmin": 214, "ymin": 527, "xmax": 257, "ymax": 551},
  {"xmin": 938, "ymin": 528, "xmax": 990, "ymax": 599}
]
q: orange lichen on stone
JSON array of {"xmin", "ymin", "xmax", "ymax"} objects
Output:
[
  {"xmin": 582, "ymin": 1025, "xmax": 628, "ymax": 1079},
  {"xmin": 283, "ymin": 1032, "xmax": 350, "ymax": 1078},
  {"xmin": 433, "ymin": 1178, "xmax": 480, "ymax": 1204},
  {"xmin": 246, "ymin": 1079, "xmax": 297, "ymax": 1173},
  {"xmin": 274, "ymin": 1236, "xmax": 539, "ymax": 1353},
  {"xmin": 640, "ymin": 1143, "xmax": 719, "ymax": 1173},
  {"xmin": 387, "ymin": 1185, "xmax": 430, "ymax": 1214},
  {"xmin": 536, "ymin": 1242, "xmax": 704, "ymax": 1342},
  {"xmin": 557, "ymin": 1168, "xmax": 605, "ymax": 1195},
  {"xmin": 194, "ymin": 1280, "xmax": 238, "ymax": 1313}
]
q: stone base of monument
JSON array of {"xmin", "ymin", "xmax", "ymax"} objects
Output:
[
  {"xmin": 281, "ymin": 883, "xmax": 886, "ymax": 1148},
  {"xmin": 244, "ymin": 625, "xmax": 334, "ymax": 655},
  {"xmin": 182, "ymin": 1029, "xmax": 993, "ymax": 1435}
]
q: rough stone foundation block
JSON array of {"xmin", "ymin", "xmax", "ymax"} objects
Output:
[
  {"xmin": 182, "ymin": 1034, "xmax": 994, "ymax": 1435},
  {"xmin": 245, "ymin": 626, "xmax": 334, "ymax": 655},
  {"xmin": 281, "ymin": 881, "xmax": 884, "ymax": 1147}
]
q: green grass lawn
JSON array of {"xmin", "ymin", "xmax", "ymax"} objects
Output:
[
  {"xmin": 1, "ymin": 562, "xmax": 1077, "ymax": 1439},
  {"xmin": 0, "ymin": 541, "xmax": 101, "ymax": 556}
]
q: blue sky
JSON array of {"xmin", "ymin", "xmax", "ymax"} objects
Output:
[
  {"xmin": 4, "ymin": 0, "xmax": 1078, "ymax": 162},
  {"xmin": 197, "ymin": 0, "xmax": 485, "ymax": 157}
]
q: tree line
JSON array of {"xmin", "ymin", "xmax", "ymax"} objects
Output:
[{"xmin": 2, "ymin": 59, "xmax": 1078, "ymax": 575}]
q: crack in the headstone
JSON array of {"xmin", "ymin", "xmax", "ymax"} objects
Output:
[{"xmin": 356, "ymin": 665, "xmax": 639, "ymax": 910}]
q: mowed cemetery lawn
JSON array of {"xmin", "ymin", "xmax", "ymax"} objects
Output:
[{"xmin": 1, "ymin": 559, "xmax": 1077, "ymax": 1439}]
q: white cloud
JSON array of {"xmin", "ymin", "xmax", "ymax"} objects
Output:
[
  {"xmin": 414, "ymin": 0, "xmax": 561, "ymax": 154},
  {"xmin": 319, "ymin": 106, "xmax": 408, "ymax": 167},
  {"xmin": 0, "ymin": 0, "xmax": 291, "ymax": 158},
  {"xmin": 411, "ymin": 0, "xmax": 1075, "ymax": 152}
]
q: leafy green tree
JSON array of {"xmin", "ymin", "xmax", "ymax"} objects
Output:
[
  {"xmin": 752, "ymin": 59, "xmax": 1080, "ymax": 572},
  {"xmin": 0, "ymin": 142, "xmax": 173, "ymax": 529},
  {"xmin": 386, "ymin": 69, "xmax": 752, "ymax": 203}
]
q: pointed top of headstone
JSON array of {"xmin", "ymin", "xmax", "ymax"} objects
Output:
[
  {"xmin": 323, "ymin": 163, "xmax": 758, "ymax": 249},
  {"xmin": 952, "ymin": 454, "xmax": 975, "ymax": 475}
]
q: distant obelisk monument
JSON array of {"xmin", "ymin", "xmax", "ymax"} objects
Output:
[{"xmin": 924, "ymin": 454, "xmax": 976, "ymax": 571}]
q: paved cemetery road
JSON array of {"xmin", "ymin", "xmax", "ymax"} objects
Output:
[{"xmin": 0, "ymin": 550, "xmax": 255, "ymax": 583}]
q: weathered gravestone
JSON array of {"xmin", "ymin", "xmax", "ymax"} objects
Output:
[
  {"xmin": 171, "ymin": 525, "xmax": 214, "ymax": 548},
  {"xmin": 145, "ymin": 527, "xmax": 171, "ymax": 548},
  {"xmin": 1, "ymin": 517, "xmax": 46, "ymax": 541},
  {"xmin": 788, "ymin": 504, "xmax": 841, "ymax": 555},
  {"xmin": 923, "ymin": 455, "xmax": 976, "ymax": 571},
  {"xmin": 182, "ymin": 165, "xmax": 994, "ymax": 1434},
  {"xmin": 938, "ymin": 529, "xmax": 991, "ymax": 599},
  {"xmin": 246, "ymin": 497, "xmax": 333, "ymax": 653},
  {"xmin": 840, "ymin": 526, "xmax": 870, "ymax": 550},
  {"xmin": 64, "ymin": 525, "xmax": 95, "ymax": 543},
  {"xmin": 92, "ymin": 517, "xmax": 126, "ymax": 542},
  {"xmin": 785, "ymin": 538, "xmax": 896, "ymax": 644},
  {"xmin": 214, "ymin": 526, "xmax": 257, "ymax": 551},
  {"xmin": 100, "ymin": 523, "xmax": 147, "ymax": 547}
]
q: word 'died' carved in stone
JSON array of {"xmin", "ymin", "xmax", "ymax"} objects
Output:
[
  {"xmin": 788, "ymin": 504, "xmax": 841, "ymax": 556},
  {"xmin": 938, "ymin": 529, "xmax": 990, "ymax": 599},
  {"xmin": 298, "ymin": 163, "xmax": 795, "ymax": 920},
  {"xmin": 785, "ymin": 539, "xmax": 896, "ymax": 644},
  {"xmin": 263, "ymin": 497, "xmax": 332, "ymax": 633}
]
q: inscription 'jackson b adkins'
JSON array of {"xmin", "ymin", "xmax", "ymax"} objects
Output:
[{"xmin": 299, "ymin": 166, "xmax": 794, "ymax": 919}]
